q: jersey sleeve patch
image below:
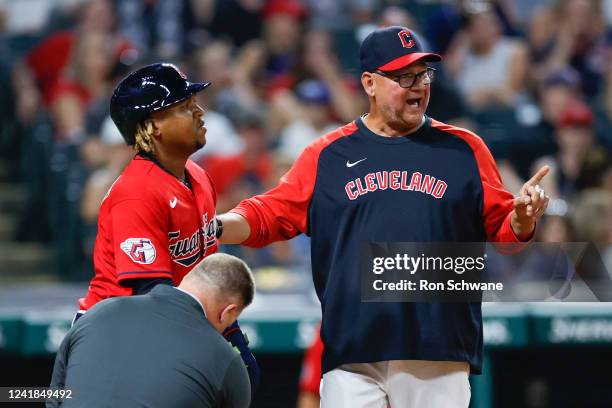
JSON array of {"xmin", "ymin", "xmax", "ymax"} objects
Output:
[{"xmin": 120, "ymin": 238, "xmax": 157, "ymax": 264}]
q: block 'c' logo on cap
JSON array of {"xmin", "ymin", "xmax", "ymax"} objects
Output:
[{"xmin": 398, "ymin": 30, "xmax": 415, "ymax": 49}]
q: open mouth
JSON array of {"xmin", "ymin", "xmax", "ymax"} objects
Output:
[{"xmin": 406, "ymin": 98, "xmax": 421, "ymax": 108}]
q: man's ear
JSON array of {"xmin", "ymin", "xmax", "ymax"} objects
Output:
[
  {"xmin": 146, "ymin": 118, "xmax": 161, "ymax": 138},
  {"xmin": 219, "ymin": 303, "xmax": 240, "ymax": 328},
  {"xmin": 361, "ymin": 72, "xmax": 375, "ymax": 97}
]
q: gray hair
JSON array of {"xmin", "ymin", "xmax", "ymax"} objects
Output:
[{"xmin": 187, "ymin": 253, "xmax": 255, "ymax": 307}]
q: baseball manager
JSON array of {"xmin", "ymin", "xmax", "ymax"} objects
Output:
[{"xmin": 217, "ymin": 26, "xmax": 549, "ymax": 407}]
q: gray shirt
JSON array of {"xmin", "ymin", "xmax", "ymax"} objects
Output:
[{"xmin": 48, "ymin": 285, "xmax": 250, "ymax": 408}]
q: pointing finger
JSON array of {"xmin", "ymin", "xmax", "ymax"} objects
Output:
[{"xmin": 525, "ymin": 165, "xmax": 550, "ymax": 187}]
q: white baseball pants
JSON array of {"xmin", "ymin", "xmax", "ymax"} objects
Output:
[{"xmin": 320, "ymin": 360, "xmax": 471, "ymax": 408}]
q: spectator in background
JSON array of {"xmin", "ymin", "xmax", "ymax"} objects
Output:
[
  {"xmin": 446, "ymin": 9, "xmax": 528, "ymax": 110},
  {"xmin": 294, "ymin": 29, "xmax": 364, "ymax": 123},
  {"xmin": 277, "ymin": 80, "xmax": 341, "ymax": 160},
  {"xmin": 80, "ymin": 116, "xmax": 134, "ymax": 225},
  {"xmin": 525, "ymin": 5, "xmax": 557, "ymax": 87},
  {"xmin": 258, "ymin": 152, "xmax": 313, "ymax": 270},
  {"xmin": 499, "ymin": 67, "xmax": 585, "ymax": 189},
  {"xmin": 205, "ymin": 0, "xmax": 264, "ymax": 48},
  {"xmin": 426, "ymin": 72, "xmax": 471, "ymax": 128},
  {"xmin": 13, "ymin": 0, "xmax": 132, "ymax": 127},
  {"xmin": 262, "ymin": 0, "xmax": 306, "ymax": 80},
  {"xmin": 116, "ymin": 0, "xmax": 184, "ymax": 59},
  {"xmin": 203, "ymin": 119, "xmax": 312, "ymax": 271},
  {"xmin": 424, "ymin": 0, "xmax": 525, "ymax": 55},
  {"xmin": 530, "ymin": 0, "xmax": 608, "ymax": 98},
  {"xmin": 536, "ymin": 68, "xmax": 584, "ymax": 130},
  {"xmin": 268, "ymin": 29, "xmax": 364, "ymax": 136},
  {"xmin": 190, "ymin": 38, "xmax": 269, "ymax": 139},
  {"xmin": 538, "ymin": 214, "xmax": 575, "ymax": 243},
  {"xmin": 504, "ymin": 0, "xmax": 557, "ymax": 31},
  {"xmin": 47, "ymin": 30, "xmax": 117, "ymax": 144},
  {"xmin": 189, "ymin": 40, "xmax": 242, "ymax": 158},
  {"xmin": 303, "ymin": 0, "xmax": 375, "ymax": 32},
  {"xmin": 572, "ymin": 189, "xmax": 612, "ymax": 244},
  {"xmin": 200, "ymin": 110, "xmax": 271, "ymax": 213},
  {"xmin": 79, "ymin": 57, "xmax": 137, "ymax": 171},
  {"xmin": 532, "ymin": 101, "xmax": 609, "ymax": 199},
  {"xmin": 377, "ymin": 5, "xmax": 419, "ymax": 31},
  {"xmin": 302, "ymin": 0, "xmax": 376, "ymax": 72},
  {"xmin": 571, "ymin": 189, "xmax": 612, "ymax": 275}
]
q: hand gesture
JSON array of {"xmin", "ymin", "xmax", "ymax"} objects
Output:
[{"xmin": 511, "ymin": 166, "xmax": 551, "ymax": 239}]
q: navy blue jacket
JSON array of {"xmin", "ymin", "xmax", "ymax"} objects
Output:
[{"xmin": 233, "ymin": 116, "xmax": 527, "ymax": 374}]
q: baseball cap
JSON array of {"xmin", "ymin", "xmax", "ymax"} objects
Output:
[
  {"xmin": 360, "ymin": 26, "xmax": 441, "ymax": 73},
  {"xmin": 558, "ymin": 101, "xmax": 594, "ymax": 128}
]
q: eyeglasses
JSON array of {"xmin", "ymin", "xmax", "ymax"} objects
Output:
[{"xmin": 375, "ymin": 67, "xmax": 436, "ymax": 88}]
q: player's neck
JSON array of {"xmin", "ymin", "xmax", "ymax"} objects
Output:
[
  {"xmin": 153, "ymin": 150, "xmax": 188, "ymax": 181},
  {"xmin": 362, "ymin": 112, "xmax": 425, "ymax": 137}
]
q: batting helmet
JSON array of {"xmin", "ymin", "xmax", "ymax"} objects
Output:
[{"xmin": 110, "ymin": 63, "xmax": 211, "ymax": 145}]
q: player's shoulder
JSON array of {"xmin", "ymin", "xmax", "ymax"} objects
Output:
[
  {"xmin": 429, "ymin": 118, "xmax": 488, "ymax": 152},
  {"xmin": 102, "ymin": 157, "xmax": 164, "ymax": 203}
]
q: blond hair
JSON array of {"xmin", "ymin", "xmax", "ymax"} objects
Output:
[{"xmin": 134, "ymin": 121, "xmax": 155, "ymax": 154}]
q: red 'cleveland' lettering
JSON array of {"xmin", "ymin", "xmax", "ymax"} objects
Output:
[
  {"xmin": 420, "ymin": 175, "xmax": 435, "ymax": 194},
  {"xmin": 376, "ymin": 172, "xmax": 388, "ymax": 189},
  {"xmin": 345, "ymin": 170, "xmax": 448, "ymax": 200},
  {"xmin": 409, "ymin": 172, "xmax": 422, "ymax": 191},
  {"xmin": 364, "ymin": 173, "xmax": 377, "ymax": 192},
  {"xmin": 345, "ymin": 181, "xmax": 358, "ymax": 200},
  {"xmin": 390, "ymin": 171, "xmax": 401, "ymax": 190},
  {"xmin": 356, "ymin": 178, "xmax": 368, "ymax": 195},
  {"xmin": 432, "ymin": 180, "xmax": 448, "ymax": 199}
]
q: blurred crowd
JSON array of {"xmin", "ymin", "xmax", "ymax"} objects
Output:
[{"xmin": 0, "ymin": 0, "xmax": 611, "ymax": 280}]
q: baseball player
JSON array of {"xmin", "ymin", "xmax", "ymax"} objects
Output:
[
  {"xmin": 217, "ymin": 27, "xmax": 549, "ymax": 407},
  {"xmin": 76, "ymin": 63, "xmax": 259, "ymax": 388}
]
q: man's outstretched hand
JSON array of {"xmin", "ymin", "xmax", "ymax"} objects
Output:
[{"xmin": 511, "ymin": 165, "xmax": 551, "ymax": 241}]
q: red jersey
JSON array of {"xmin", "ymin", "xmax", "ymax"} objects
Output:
[{"xmin": 79, "ymin": 155, "xmax": 219, "ymax": 310}]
